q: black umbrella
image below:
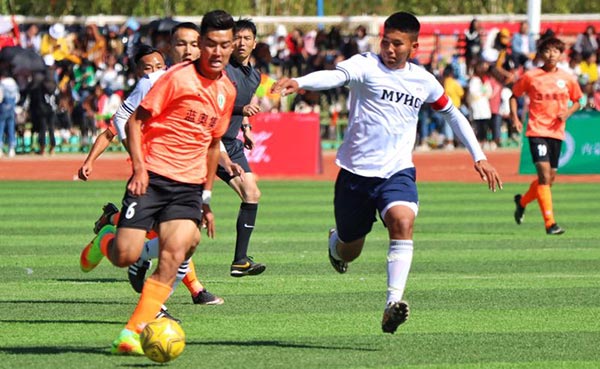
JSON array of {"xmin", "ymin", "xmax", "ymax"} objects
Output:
[{"xmin": 0, "ymin": 46, "xmax": 46, "ymax": 76}]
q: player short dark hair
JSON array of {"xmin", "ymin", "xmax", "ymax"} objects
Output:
[
  {"xmin": 235, "ymin": 18, "xmax": 257, "ymax": 37},
  {"xmin": 200, "ymin": 10, "xmax": 235, "ymax": 36},
  {"xmin": 537, "ymin": 37, "xmax": 565, "ymax": 54},
  {"xmin": 384, "ymin": 12, "xmax": 420, "ymax": 39},
  {"xmin": 170, "ymin": 22, "xmax": 200, "ymax": 39},
  {"xmin": 134, "ymin": 44, "xmax": 163, "ymax": 65}
]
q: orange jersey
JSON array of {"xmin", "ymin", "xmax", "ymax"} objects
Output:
[
  {"xmin": 140, "ymin": 62, "xmax": 236, "ymax": 184},
  {"xmin": 512, "ymin": 67, "xmax": 582, "ymax": 140}
]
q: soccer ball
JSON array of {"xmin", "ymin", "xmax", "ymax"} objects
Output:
[{"xmin": 140, "ymin": 317, "xmax": 186, "ymax": 363}]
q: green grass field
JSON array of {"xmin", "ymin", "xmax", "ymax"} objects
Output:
[{"xmin": 0, "ymin": 180, "xmax": 599, "ymax": 369}]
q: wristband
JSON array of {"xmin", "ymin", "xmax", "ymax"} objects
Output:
[{"xmin": 202, "ymin": 190, "xmax": 212, "ymax": 205}]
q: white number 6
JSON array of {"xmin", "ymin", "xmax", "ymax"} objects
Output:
[{"xmin": 125, "ymin": 202, "xmax": 138, "ymax": 219}]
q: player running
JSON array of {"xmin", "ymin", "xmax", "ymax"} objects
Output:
[
  {"xmin": 510, "ymin": 36, "xmax": 582, "ymax": 235},
  {"xmin": 78, "ymin": 24, "xmax": 228, "ymax": 308},
  {"xmin": 79, "ymin": 10, "xmax": 237, "ymax": 355},
  {"xmin": 271, "ymin": 11, "xmax": 502, "ymax": 334}
]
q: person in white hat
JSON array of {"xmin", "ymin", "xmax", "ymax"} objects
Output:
[{"xmin": 40, "ymin": 23, "xmax": 81, "ymax": 64}]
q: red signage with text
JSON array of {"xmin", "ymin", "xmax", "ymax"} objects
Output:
[{"xmin": 243, "ymin": 112, "xmax": 322, "ymax": 176}]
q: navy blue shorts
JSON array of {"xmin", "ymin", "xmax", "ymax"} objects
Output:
[
  {"xmin": 117, "ymin": 171, "xmax": 204, "ymax": 231},
  {"xmin": 334, "ymin": 167, "xmax": 419, "ymax": 242},
  {"xmin": 217, "ymin": 139, "xmax": 251, "ymax": 183}
]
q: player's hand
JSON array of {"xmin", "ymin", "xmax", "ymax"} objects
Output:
[
  {"xmin": 127, "ymin": 169, "xmax": 149, "ymax": 196},
  {"xmin": 242, "ymin": 104, "xmax": 261, "ymax": 117},
  {"xmin": 512, "ymin": 117, "xmax": 523, "ymax": 133},
  {"xmin": 243, "ymin": 129, "xmax": 255, "ymax": 150},
  {"xmin": 78, "ymin": 162, "xmax": 92, "ymax": 181},
  {"xmin": 557, "ymin": 110, "xmax": 568, "ymax": 122},
  {"xmin": 225, "ymin": 162, "xmax": 245, "ymax": 181},
  {"xmin": 271, "ymin": 78, "xmax": 299, "ymax": 97},
  {"xmin": 201, "ymin": 204, "xmax": 215, "ymax": 239},
  {"xmin": 474, "ymin": 160, "xmax": 503, "ymax": 192}
]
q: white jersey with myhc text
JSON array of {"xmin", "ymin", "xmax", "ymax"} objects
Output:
[
  {"xmin": 113, "ymin": 69, "xmax": 167, "ymax": 140},
  {"xmin": 336, "ymin": 52, "xmax": 445, "ymax": 178}
]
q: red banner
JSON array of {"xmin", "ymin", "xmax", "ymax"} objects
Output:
[{"xmin": 243, "ymin": 112, "xmax": 322, "ymax": 176}]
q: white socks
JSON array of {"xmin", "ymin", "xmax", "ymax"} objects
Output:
[
  {"xmin": 169, "ymin": 258, "xmax": 191, "ymax": 296},
  {"xmin": 139, "ymin": 237, "xmax": 160, "ymax": 261},
  {"xmin": 386, "ymin": 240, "xmax": 413, "ymax": 305}
]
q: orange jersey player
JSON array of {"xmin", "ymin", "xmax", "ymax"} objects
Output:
[
  {"xmin": 510, "ymin": 36, "xmax": 583, "ymax": 235},
  {"xmin": 79, "ymin": 10, "xmax": 237, "ymax": 355}
]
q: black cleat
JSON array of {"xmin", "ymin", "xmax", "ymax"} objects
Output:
[
  {"xmin": 192, "ymin": 289, "xmax": 224, "ymax": 305},
  {"xmin": 514, "ymin": 194, "xmax": 525, "ymax": 225},
  {"xmin": 156, "ymin": 307, "xmax": 181, "ymax": 324},
  {"xmin": 128, "ymin": 260, "xmax": 152, "ymax": 293},
  {"xmin": 94, "ymin": 203, "xmax": 119, "ymax": 234},
  {"xmin": 328, "ymin": 228, "xmax": 347, "ymax": 274},
  {"xmin": 230, "ymin": 256, "xmax": 266, "ymax": 277},
  {"xmin": 382, "ymin": 301, "xmax": 410, "ymax": 334},
  {"xmin": 546, "ymin": 223, "xmax": 565, "ymax": 235}
]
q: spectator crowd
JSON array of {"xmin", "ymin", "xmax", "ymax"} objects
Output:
[{"xmin": 0, "ymin": 15, "xmax": 599, "ymax": 158}]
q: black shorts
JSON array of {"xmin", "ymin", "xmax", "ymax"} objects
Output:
[
  {"xmin": 217, "ymin": 139, "xmax": 251, "ymax": 183},
  {"xmin": 117, "ymin": 171, "xmax": 204, "ymax": 231},
  {"xmin": 528, "ymin": 137, "xmax": 562, "ymax": 169}
]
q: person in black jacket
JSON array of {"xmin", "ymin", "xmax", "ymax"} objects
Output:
[
  {"xmin": 218, "ymin": 18, "xmax": 266, "ymax": 277},
  {"xmin": 28, "ymin": 71, "xmax": 57, "ymax": 155}
]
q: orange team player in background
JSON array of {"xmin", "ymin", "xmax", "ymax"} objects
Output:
[
  {"xmin": 510, "ymin": 36, "xmax": 583, "ymax": 235},
  {"xmin": 79, "ymin": 10, "xmax": 237, "ymax": 355}
]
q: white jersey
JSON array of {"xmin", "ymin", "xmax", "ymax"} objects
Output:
[
  {"xmin": 112, "ymin": 69, "xmax": 166, "ymax": 140},
  {"xmin": 335, "ymin": 52, "xmax": 445, "ymax": 178}
]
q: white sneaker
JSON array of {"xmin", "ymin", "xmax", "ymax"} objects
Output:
[{"xmin": 8, "ymin": 148, "xmax": 15, "ymax": 158}]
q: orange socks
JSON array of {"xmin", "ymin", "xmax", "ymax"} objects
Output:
[
  {"xmin": 536, "ymin": 184, "xmax": 555, "ymax": 228},
  {"xmin": 182, "ymin": 261, "xmax": 204, "ymax": 296},
  {"xmin": 125, "ymin": 278, "xmax": 172, "ymax": 333},
  {"xmin": 520, "ymin": 179, "xmax": 538, "ymax": 207}
]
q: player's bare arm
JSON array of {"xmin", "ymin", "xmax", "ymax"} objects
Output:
[
  {"xmin": 77, "ymin": 128, "xmax": 117, "ymax": 181},
  {"xmin": 509, "ymin": 94, "xmax": 523, "ymax": 133},
  {"xmin": 125, "ymin": 107, "xmax": 151, "ymax": 196},
  {"xmin": 559, "ymin": 100, "xmax": 581, "ymax": 122},
  {"xmin": 202, "ymin": 137, "xmax": 222, "ymax": 239}
]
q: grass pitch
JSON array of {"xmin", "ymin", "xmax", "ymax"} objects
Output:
[{"xmin": 0, "ymin": 180, "xmax": 599, "ymax": 369}]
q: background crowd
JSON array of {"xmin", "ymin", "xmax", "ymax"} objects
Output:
[{"xmin": 0, "ymin": 16, "xmax": 599, "ymax": 158}]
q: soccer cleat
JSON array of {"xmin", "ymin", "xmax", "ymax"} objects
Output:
[
  {"xmin": 156, "ymin": 307, "xmax": 181, "ymax": 324},
  {"xmin": 94, "ymin": 202, "xmax": 119, "ymax": 234},
  {"xmin": 192, "ymin": 289, "xmax": 224, "ymax": 305},
  {"xmin": 546, "ymin": 223, "xmax": 565, "ymax": 235},
  {"xmin": 230, "ymin": 256, "xmax": 266, "ymax": 277},
  {"xmin": 128, "ymin": 259, "xmax": 152, "ymax": 293},
  {"xmin": 381, "ymin": 301, "xmax": 410, "ymax": 334},
  {"xmin": 111, "ymin": 329, "xmax": 144, "ymax": 355},
  {"xmin": 328, "ymin": 228, "xmax": 348, "ymax": 274},
  {"xmin": 514, "ymin": 194, "xmax": 526, "ymax": 225},
  {"xmin": 80, "ymin": 224, "xmax": 115, "ymax": 272}
]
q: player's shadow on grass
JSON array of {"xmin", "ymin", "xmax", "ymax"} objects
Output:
[
  {"xmin": 55, "ymin": 278, "xmax": 124, "ymax": 283},
  {"xmin": 0, "ymin": 318, "xmax": 122, "ymax": 324},
  {"xmin": 1, "ymin": 298, "xmax": 131, "ymax": 305},
  {"xmin": 0, "ymin": 346, "xmax": 110, "ymax": 356},
  {"xmin": 188, "ymin": 340, "xmax": 379, "ymax": 352}
]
